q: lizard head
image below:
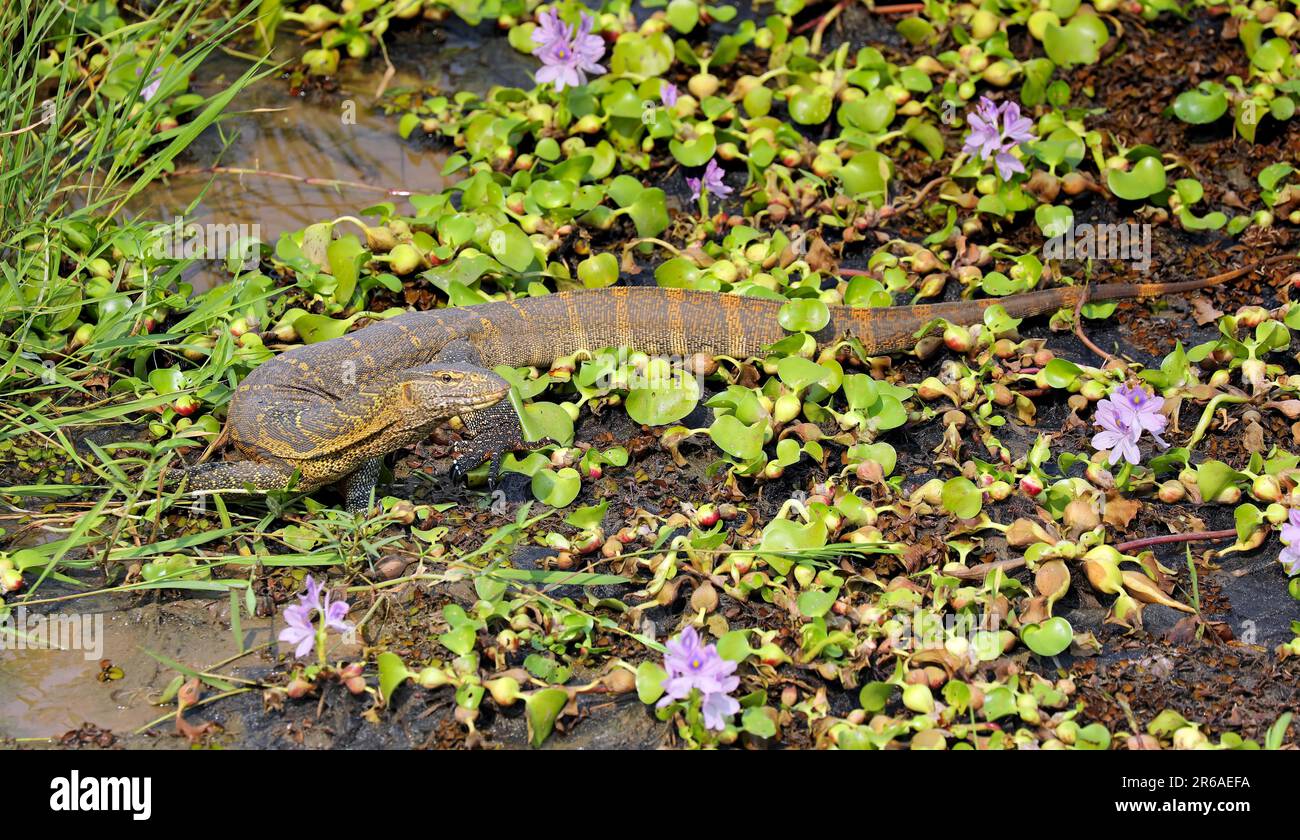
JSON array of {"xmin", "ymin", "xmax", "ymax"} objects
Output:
[{"xmin": 397, "ymin": 364, "xmax": 511, "ymax": 417}]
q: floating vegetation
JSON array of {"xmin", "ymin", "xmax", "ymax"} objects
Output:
[{"xmin": 1, "ymin": 0, "xmax": 1299, "ymax": 755}]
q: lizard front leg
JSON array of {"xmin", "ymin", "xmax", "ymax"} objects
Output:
[
  {"xmin": 340, "ymin": 457, "xmax": 383, "ymax": 515},
  {"xmin": 450, "ymin": 400, "xmax": 555, "ymax": 486},
  {"xmin": 430, "ymin": 340, "xmax": 553, "ymax": 485}
]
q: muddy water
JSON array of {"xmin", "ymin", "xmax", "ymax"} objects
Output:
[
  {"xmin": 128, "ymin": 25, "xmax": 533, "ymax": 291},
  {"xmin": 2, "ymin": 25, "xmax": 529, "ymax": 743},
  {"xmin": 0, "ymin": 601, "xmax": 276, "ymax": 741}
]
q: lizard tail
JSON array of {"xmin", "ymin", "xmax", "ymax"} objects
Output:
[
  {"xmin": 833, "ymin": 253, "xmax": 1299, "ymax": 355},
  {"xmin": 1085, "ymin": 253, "xmax": 1300, "ymax": 303}
]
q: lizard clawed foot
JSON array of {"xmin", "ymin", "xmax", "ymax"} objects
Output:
[
  {"xmin": 450, "ymin": 447, "xmax": 504, "ymax": 489},
  {"xmin": 451, "ymin": 435, "xmax": 560, "ymax": 489},
  {"xmin": 451, "ymin": 402, "xmax": 558, "ymax": 490}
]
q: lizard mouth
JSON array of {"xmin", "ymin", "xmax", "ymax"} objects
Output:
[{"xmin": 466, "ymin": 387, "xmax": 510, "ymax": 411}]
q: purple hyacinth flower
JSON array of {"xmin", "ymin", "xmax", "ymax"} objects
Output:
[
  {"xmin": 571, "ymin": 13, "xmax": 605, "ymax": 64},
  {"xmin": 661, "ymin": 624, "xmax": 708, "ymax": 674},
  {"xmin": 961, "ymin": 97, "xmax": 1002, "ymax": 158},
  {"xmin": 532, "ymin": 7, "xmax": 568, "ymax": 46},
  {"xmin": 278, "ymin": 609, "xmax": 315, "ymax": 659},
  {"xmin": 992, "ymin": 150, "xmax": 1024, "ymax": 181},
  {"xmin": 1092, "ymin": 383, "xmax": 1173, "ymax": 465},
  {"xmin": 659, "ymin": 626, "xmax": 730, "ymax": 695},
  {"xmin": 657, "ymin": 626, "xmax": 740, "ymax": 731},
  {"xmin": 660, "ymin": 82, "xmax": 679, "ymax": 107},
  {"xmin": 1282, "ymin": 508, "xmax": 1300, "ymax": 546},
  {"xmin": 687, "ymin": 158, "xmax": 733, "ymax": 203},
  {"xmin": 962, "ymin": 96, "xmax": 1038, "ymax": 181},
  {"xmin": 1280, "ymin": 543, "xmax": 1300, "ymax": 576},
  {"xmin": 999, "ymin": 100, "xmax": 1036, "ymax": 145},
  {"xmin": 1111, "ymin": 383, "xmax": 1170, "ymax": 447},
  {"xmin": 531, "ymin": 9, "xmax": 605, "ymax": 92},
  {"xmin": 136, "ymin": 66, "xmax": 163, "ymax": 102},
  {"xmin": 1280, "ymin": 509, "xmax": 1300, "ymax": 576},
  {"xmin": 278, "ymin": 574, "xmax": 353, "ymax": 659},
  {"xmin": 700, "ymin": 681, "xmax": 741, "ymax": 731},
  {"xmin": 1091, "ymin": 399, "xmax": 1143, "ymax": 466}
]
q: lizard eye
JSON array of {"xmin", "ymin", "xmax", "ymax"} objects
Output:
[{"xmin": 440, "ymin": 372, "xmax": 454, "ymax": 383}]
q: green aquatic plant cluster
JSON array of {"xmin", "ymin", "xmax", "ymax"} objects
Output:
[{"xmin": 2, "ymin": 0, "xmax": 1300, "ymax": 749}]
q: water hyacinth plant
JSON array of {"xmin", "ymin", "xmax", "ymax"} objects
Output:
[
  {"xmin": 1280, "ymin": 510, "xmax": 1300, "ymax": 576},
  {"xmin": 962, "ymin": 96, "xmax": 1038, "ymax": 181},
  {"xmin": 686, "ymin": 158, "xmax": 733, "ymax": 205},
  {"xmin": 531, "ymin": 8, "xmax": 605, "ymax": 92},
  {"xmin": 279, "ymin": 575, "xmax": 354, "ymax": 664},
  {"xmin": 658, "ymin": 627, "xmax": 739, "ymax": 734},
  {"xmin": 1091, "ymin": 384, "xmax": 1170, "ymax": 466}
]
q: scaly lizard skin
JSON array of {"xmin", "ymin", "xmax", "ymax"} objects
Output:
[
  {"xmin": 173, "ymin": 257, "xmax": 1289, "ymax": 512},
  {"xmin": 173, "ymin": 362, "xmax": 509, "ymax": 512}
]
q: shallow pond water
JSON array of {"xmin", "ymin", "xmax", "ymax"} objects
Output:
[
  {"xmin": 0, "ymin": 600, "xmax": 279, "ymax": 741},
  {"xmin": 127, "ymin": 25, "xmax": 534, "ymax": 292}
]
